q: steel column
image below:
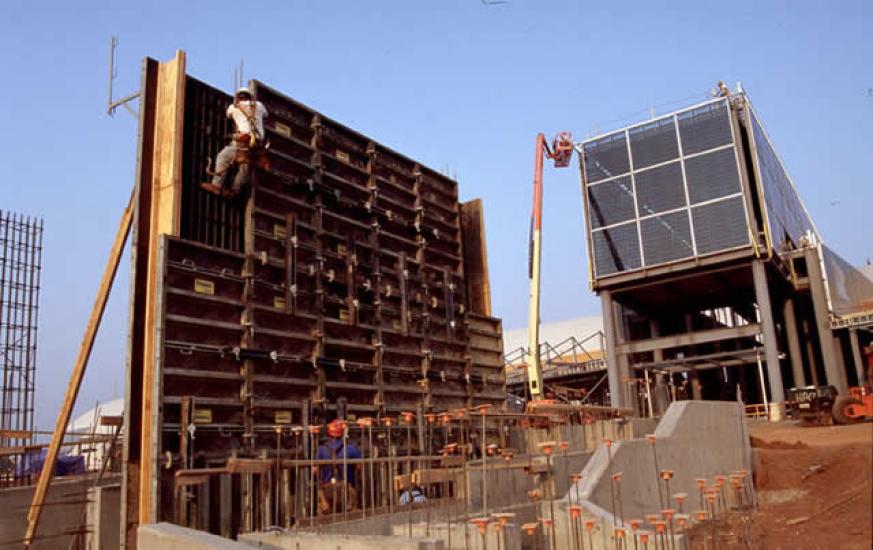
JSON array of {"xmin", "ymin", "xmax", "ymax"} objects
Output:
[
  {"xmin": 804, "ymin": 248, "xmax": 847, "ymax": 393},
  {"xmin": 601, "ymin": 290, "xmax": 623, "ymax": 408},
  {"xmin": 751, "ymin": 261, "xmax": 785, "ymax": 404},
  {"xmin": 849, "ymin": 328, "xmax": 866, "ymax": 386},
  {"xmin": 782, "ymin": 298, "xmax": 805, "ymax": 387}
]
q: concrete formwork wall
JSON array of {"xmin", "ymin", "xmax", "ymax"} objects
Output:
[{"xmin": 124, "ymin": 52, "xmax": 506, "ymax": 545}]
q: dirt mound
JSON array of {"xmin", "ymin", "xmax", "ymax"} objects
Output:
[
  {"xmin": 690, "ymin": 423, "xmax": 872, "ymax": 548},
  {"xmin": 750, "ymin": 435, "xmax": 807, "ymax": 450}
]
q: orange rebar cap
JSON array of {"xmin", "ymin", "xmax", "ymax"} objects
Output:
[
  {"xmin": 469, "ymin": 517, "xmax": 489, "ymax": 534},
  {"xmin": 356, "ymin": 417, "xmax": 373, "ymax": 429}
]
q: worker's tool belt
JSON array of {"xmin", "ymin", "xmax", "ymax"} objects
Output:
[{"xmin": 232, "ymin": 138, "xmax": 271, "ymax": 172}]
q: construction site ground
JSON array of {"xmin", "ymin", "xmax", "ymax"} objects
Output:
[{"xmin": 688, "ymin": 419, "xmax": 872, "ymax": 549}]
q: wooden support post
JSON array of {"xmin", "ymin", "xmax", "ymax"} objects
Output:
[
  {"xmin": 24, "ymin": 190, "xmax": 134, "ymax": 547},
  {"xmin": 137, "ymin": 50, "xmax": 186, "ymax": 532}
]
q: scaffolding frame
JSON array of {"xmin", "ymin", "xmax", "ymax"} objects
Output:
[{"xmin": 0, "ymin": 211, "xmax": 43, "ymax": 448}]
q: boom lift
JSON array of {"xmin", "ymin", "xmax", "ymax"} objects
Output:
[{"xmin": 525, "ymin": 132, "xmax": 574, "ymax": 401}]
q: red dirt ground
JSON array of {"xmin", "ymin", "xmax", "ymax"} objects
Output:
[{"xmin": 689, "ymin": 421, "xmax": 872, "ymax": 549}]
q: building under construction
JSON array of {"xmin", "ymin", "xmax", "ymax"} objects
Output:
[
  {"xmin": 576, "ymin": 90, "xmax": 873, "ymax": 415},
  {"xmin": 6, "ymin": 52, "xmax": 871, "ymax": 550}
]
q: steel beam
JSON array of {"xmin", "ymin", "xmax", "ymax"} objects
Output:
[{"xmin": 617, "ymin": 323, "xmax": 761, "ymax": 354}]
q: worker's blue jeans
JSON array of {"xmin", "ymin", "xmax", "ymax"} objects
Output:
[{"xmin": 212, "ymin": 142, "xmax": 250, "ymax": 192}]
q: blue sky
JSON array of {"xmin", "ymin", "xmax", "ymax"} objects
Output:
[{"xmin": 1, "ymin": 1, "xmax": 870, "ymax": 428}]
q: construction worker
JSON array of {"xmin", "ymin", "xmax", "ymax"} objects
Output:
[
  {"xmin": 315, "ymin": 419, "xmax": 362, "ymax": 514},
  {"xmin": 201, "ymin": 87, "xmax": 269, "ymax": 197}
]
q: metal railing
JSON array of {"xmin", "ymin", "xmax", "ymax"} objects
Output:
[{"xmin": 505, "ymin": 331, "xmax": 607, "ymax": 384}]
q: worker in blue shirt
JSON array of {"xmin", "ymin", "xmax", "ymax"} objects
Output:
[{"xmin": 316, "ymin": 419, "xmax": 362, "ymax": 513}]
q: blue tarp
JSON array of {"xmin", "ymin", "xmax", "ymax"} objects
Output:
[{"xmin": 19, "ymin": 448, "xmax": 85, "ymax": 477}]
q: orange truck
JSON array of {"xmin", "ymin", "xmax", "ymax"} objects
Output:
[{"xmin": 832, "ymin": 344, "xmax": 873, "ymax": 424}]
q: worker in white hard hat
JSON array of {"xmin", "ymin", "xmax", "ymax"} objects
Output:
[{"xmin": 202, "ymin": 87, "xmax": 269, "ymax": 197}]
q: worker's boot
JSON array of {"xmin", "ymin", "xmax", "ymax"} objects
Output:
[{"xmin": 201, "ymin": 182, "xmax": 238, "ymax": 198}]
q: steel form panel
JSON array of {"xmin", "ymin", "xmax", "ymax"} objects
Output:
[{"xmin": 137, "ymin": 71, "xmax": 505, "ymax": 533}]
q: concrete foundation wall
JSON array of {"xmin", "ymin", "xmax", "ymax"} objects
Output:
[
  {"xmin": 546, "ymin": 401, "xmax": 752, "ymax": 549},
  {"xmin": 0, "ymin": 474, "xmax": 119, "ymax": 550},
  {"xmin": 138, "ymin": 523, "xmax": 250, "ymax": 549},
  {"xmin": 241, "ymin": 530, "xmax": 445, "ymax": 549},
  {"xmin": 579, "ymin": 401, "xmax": 750, "ymax": 519},
  {"xmin": 391, "ymin": 521, "xmax": 520, "ymax": 550},
  {"xmin": 86, "ymin": 483, "xmax": 121, "ymax": 550}
]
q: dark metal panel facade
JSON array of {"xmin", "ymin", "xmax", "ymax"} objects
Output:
[
  {"xmin": 580, "ymin": 98, "xmax": 753, "ymax": 281},
  {"xmin": 748, "ymin": 109, "xmax": 818, "ymax": 252}
]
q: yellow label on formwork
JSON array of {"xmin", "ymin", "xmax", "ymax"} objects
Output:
[
  {"xmin": 335, "ymin": 149, "xmax": 350, "ymax": 163},
  {"xmin": 194, "ymin": 279, "xmax": 215, "ymax": 295},
  {"xmin": 393, "ymin": 320, "xmax": 403, "ymax": 331},
  {"xmin": 273, "ymin": 122, "xmax": 292, "ymax": 138},
  {"xmin": 274, "ymin": 410, "xmax": 292, "ymax": 424},
  {"xmin": 339, "ymin": 309, "xmax": 350, "ymax": 321},
  {"xmin": 273, "ymin": 223, "xmax": 287, "ymax": 239},
  {"xmin": 337, "ymin": 243, "xmax": 348, "ymax": 256},
  {"xmin": 192, "ymin": 409, "xmax": 213, "ymax": 424},
  {"xmin": 274, "ymin": 296, "xmax": 286, "ymax": 310}
]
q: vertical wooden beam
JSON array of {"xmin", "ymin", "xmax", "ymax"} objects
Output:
[
  {"xmin": 139, "ymin": 49, "xmax": 186, "ymax": 529},
  {"xmin": 24, "ymin": 191, "xmax": 134, "ymax": 548},
  {"xmin": 122, "ymin": 55, "xmax": 159, "ymax": 550}
]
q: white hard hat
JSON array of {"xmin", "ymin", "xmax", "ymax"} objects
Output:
[{"xmin": 235, "ymin": 86, "xmax": 252, "ymax": 97}]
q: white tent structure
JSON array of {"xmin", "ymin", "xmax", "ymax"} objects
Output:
[{"xmin": 65, "ymin": 397, "xmax": 124, "ymax": 471}]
